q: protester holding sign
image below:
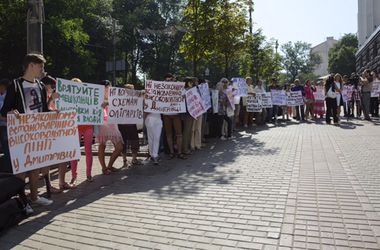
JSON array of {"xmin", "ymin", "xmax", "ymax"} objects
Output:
[
  {"xmin": 361, "ymin": 69, "xmax": 373, "ymax": 121},
  {"xmin": 267, "ymin": 78, "xmax": 281, "ymax": 123},
  {"xmin": 117, "ymin": 84, "xmax": 142, "ymax": 168},
  {"xmin": 67, "ymin": 78, "xmax": 95, "ymax": 184},
  {"xmin": 216, "ymin": 79, "xmax": 232, "ymax": 140},
  {"xmin": 242, "ymin": 77, "xmax": 255, "ymax": 127},
  {"xmin": 291, "ymin": 79, "xmax": 305, "ymax": 121},
  {"xmin": 40, "ymin": 75, "xmax": 76, "ymax": 191},
  {"xmin": 334, "ymin": 74, "xmax": 344, "ymax": 121},
  {"xmin": 96, "ymin": 80, "xmax": 124, "ymax": 175},
  {"xmin": 161, "ymin": 73, "xmax": 186, "ymax": 160},
  {"xmin": 0, "ymin": 53, "xmax": 53, "ymax": 206},
  {"xmin": 370, "ymin": 70, "xmax": 379, "ymax": 117},
  {"xmin": 304, "ymin": 80, "xmax": 316, "ymax": 120},
  {"xmin": 254, "ymin": 80, "xmax": 267, "ymax": 124},
  {"xmin": 313, "ymin": 81, "xmax": 326, "ymax": 118},
  {"xmin": 190, "ymin": 79, "xmax": 205, "ymax": 151},
  {"xmin": 182, "ymin": 78, "xmax": 195, "ymax": 155}
]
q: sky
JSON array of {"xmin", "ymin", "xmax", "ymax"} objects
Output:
[{"xmin": 253, "ymin": 0, "xmax": 358, "ymax": 47}]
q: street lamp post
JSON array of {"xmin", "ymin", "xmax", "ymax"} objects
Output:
[{"xmin": 27, "ymin": 0, "xmax": 44, "ymax": 54}]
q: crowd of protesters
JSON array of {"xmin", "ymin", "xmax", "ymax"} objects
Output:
[{"xmin": 0, "ymin": 53, "xmax": 379, "ymax": 214}]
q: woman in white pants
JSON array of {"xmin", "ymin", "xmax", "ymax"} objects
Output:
[{"xmin": 145, "ymin": 113, "xmax": 162, "ymax": 165}]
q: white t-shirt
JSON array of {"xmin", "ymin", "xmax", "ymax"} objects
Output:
[{"xmin": 22, "ymin": 80, "xmax": 43, "ymax": 114}]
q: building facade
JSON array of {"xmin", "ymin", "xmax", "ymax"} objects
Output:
[
  {"xmin": 356, "ymin": 0, "xmax": 380, "ymax": 74},
  {"xmin": 311, "ymin": 37, "xmax": 338, "ymax": 77}
]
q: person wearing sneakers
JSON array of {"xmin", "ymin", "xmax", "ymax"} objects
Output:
[{"xmin": 0, "ymin": 53, "xmax": 53, "ymax": 206}]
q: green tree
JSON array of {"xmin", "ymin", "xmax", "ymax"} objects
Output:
[
  {"xmin": 281, "ymin": 41, "xmax": 320, "ymax": 83},
  {"xmin": 328, "ymin": 33, "xmax": 358, "ymax": 76},
  {"xmin": 0, "ymin": 0, "xmax": 27, "ymax": 78}
]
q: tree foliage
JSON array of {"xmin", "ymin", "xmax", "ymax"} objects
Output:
[
  {"xmin": 328, "ymin": 33, "xmax": 358, "ymax": 76},
  {"xmin": 281, "ymin": 41, "xmax": 320, "ymax": 83}
]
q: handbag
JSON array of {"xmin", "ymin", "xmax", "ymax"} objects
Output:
[{"xmin": 326, "ymin": 87, "xmax": 337, "ymax": 99}]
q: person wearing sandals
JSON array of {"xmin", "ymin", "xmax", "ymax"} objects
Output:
[
  {"xmin": 68, "ymin": 78, "xmax": 94, "ymax": 184},
  {"xmin": 117, "ymin": 84, "xmax": 141, "ymax": 168},
  {"xmin": 40, "ymin": 75, "xmax": 76, "ymax": 191},
  {"xmin": 96, "ymin": 80, "xmax": 124, "ymax": 174}
]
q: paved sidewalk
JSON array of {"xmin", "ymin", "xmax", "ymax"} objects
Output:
[{"xmin": 1, "ymin": 118, "xmax": 380, "ymax": 249}]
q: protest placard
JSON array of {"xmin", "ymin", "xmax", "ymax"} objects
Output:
[
  {"xmin": 313, "ymin": 86, "xmax": 326, "ymax": 101},
  {"xmin": 56, "ymin": 78, "xmax": 104, "ymax": 125},
  {"xmin": 246, "ymin": 95, "xmax": 262, "ymax": 113},
  {"xmin": 271, "ymin": 90, "xmax": 287, "ymax": 106},
  {"xmin": 232, "ymin": 78, "xmax": 248, "ymax": 96},
  {"xmin": 342, "ymin": 85, "xmax": 354, "ymax": 102},
  {"xmin": 260, "ymin": 92, "xmax": 273, "ymax": 108},
  {"xmin": 198, "ymin": 83, "xmax": 212, "ymax": 110},
  {"xmin": 185, "ymin": 87, "xmax": 206, "ymax": 119},
  {"xmin": 287, "ymin": 91, "xmax": 304, "ymax": 106},
  {"xmin": 371, "ymin": 81, "xmax": 380, "ymax": 97},
  {"xmin": 144, "ymin": 80, "xmax": 186, "ymax": 113},
  {"xmin": 107, "ymin": 87, "xmax": 144, "ymax": 124},
  {"xmin": 226, "ymin": 86, "xmax": 235, "ymax": 110},
  {"xmin": 211, "ymin": 90, "xmax": 219, "ymax": 114},
  {"xmin": 7, "ymin": 111, "xmax": 80, "ymax": 174}
]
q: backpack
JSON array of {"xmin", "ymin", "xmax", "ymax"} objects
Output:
[{"xmin": 0, "ymin": 197, "xmax": 27, "ymax": 236}]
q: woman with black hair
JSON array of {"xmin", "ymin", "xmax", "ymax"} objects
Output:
[{"xmin": 325, "ymin": 75, "xmax": 338, "ymax": 125}]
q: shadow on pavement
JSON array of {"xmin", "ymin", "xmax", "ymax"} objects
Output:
[{"xmin": 0, "ymin": 130, "xmax": 279, "ymax": 248}]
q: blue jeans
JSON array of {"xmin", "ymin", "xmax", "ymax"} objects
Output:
[{"xmin": 0, "ymin": 126, "xmax": 12, "ymax": 173}]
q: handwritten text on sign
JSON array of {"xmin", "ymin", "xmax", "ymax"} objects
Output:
[
  {"xmin": 232, "ymin": 78, "xmax": 248, "ymax": 97},
  {"xmin": 108, "ymin": 87, "xmax": 144, "ymax": 124},
  {"xmin": 246, "ymin": 95, "xmax": 262, "ymax": 113},
  {"xmin": 186, "ymin": 87, "xmax": 206, "ymax": 119},
  {"xmin": 342, "ymin": 85, "xmax": 354, "ymax": 102},
  {"xmin": 144, "ymin": 80, "xmax": 186, "ymax": 113},
  {"xmin": 211, "ymin": 90, "xmax": 219, "ymax": 114},
  {"xmin": 7, "ymin": 111, "xmax": 80, "ymax": 174},
  {"xmin": 56, "ymin": 78, "xmax": 105, "ymax": 125},
  {"xmin": 313, "ymin": 86, "xmax": 325, "ymax": 101},
  {"xmin": 260, "ymin": 92, "xmax": 273, "ymax": 108},
  {"xmin": 198, "ymin": 83, "xmax": 212, "ymax": 110},
  {"xmin": 287, "ymin": 91, "xmax": 304, "ymax": 106},
  {"xmin": 271, "ymin": 90, "xmax": 287, "ymax": 106}
]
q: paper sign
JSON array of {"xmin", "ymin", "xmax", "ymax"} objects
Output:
[
  {"xmin": 371, "ymin": 81, "xmax": 380, "ymax": 97},
  {"xmin": 56, "ymin": 78, "xmax": 104, "ymax": 125},
  {"xmin": 232, "ymin": 78, "xmax": 248, "ymax": 97},
  {"xmin": 211, "ymin": 90, "xmax": 219, "ymax": 114},
  {"xmin": 144, "ymin": 80, "xmax": 186, "ymax": 113},
  {"xmin": 342, "ymin": 85, "xmax": 354, "ymax": 102},
  {"xmin": 287, "ymin": 91, "xmax": 304, "ymax": 106},
  {"xmin": 226, "ymin": 86, "xmax": 235, "ymax": 110},
  {"xmin": 260, "ymin": 92, "xmax": 273, "ymax": 108},
  {"xmin": 108, "ymin": 87, "xmax": 144, "ymax": 124},
  {"xmin": 185, "ymin": 87, "xmax": 206, "ymax": 119},
  {"xmin": 246, "ymin": 95, "xmax": 262, "ymax": 112},
  {"xmin": 198, "ymin": 83, "xmax": 212, "ymax": 110},
  {"xmin": 313, "ymin": 86, "xmax": 326, "ymax": 101},
  {"xmin": 271, "ymin": 90, "xmax": 287, "ymax": 106},
  {"xmin": 7, "ymin": 111, "xmax": 80, "ymax": 174}
]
